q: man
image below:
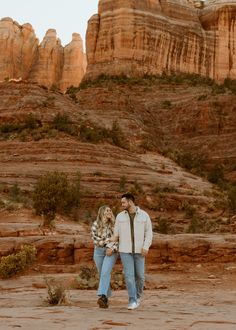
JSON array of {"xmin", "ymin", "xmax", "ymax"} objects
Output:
[{"xmin": 114, "ymin": 192, "xmax": 153, "ymax": 310}]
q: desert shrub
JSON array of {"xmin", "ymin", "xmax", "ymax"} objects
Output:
[
  {"xmin": 110, "ymin": 120, "xmax": 127, "ymax": 148},
  {"xmin": 51, "ymin": 113, "xmax": 78, "ymax": 135},
  {"xmin": 173, "ymin": 150, "xmax": 207, "ymax": 175},
  {"xmin": 65, "ymin": 85, "xmax": 80, "ymax": 103},
  {"xmin": 119, "ymin": 175, "xmax": 127, "ymax": 192},
  {"xmin": 154, "ymin": 184, "xmax": 177, "ymax": 194},
  {"xmin": 207, "ymin": 165, "xmax": 224, "ymax": 185},
  {"xmin": 0, "ymin": 122, "xmax": 22, "ymax": 134},
  {"xmin": 33, "ymin": 171, "xmax": 81, "ymax": 223},
  {"xmin": 79, "ymin": 122, "xmax": 110, "ymax": 143},
  {"xmin": 66, "ymin": 85, "xmax": 80, "ymax": 95},
  {"xmin": 228, "ymin": 185, "xmax": 236, "ymax": 211},
  {"xmin": 9, "ymin": 183, "xmax": 21, "ymax": 202},
  {"xmin": 50, "ymin": 84, "xmax": 60, "ymax": 92},
  {"xmin": 0, "ymin": 245, "xmax": 37, "ymax": 279},
  {"xmin": 162, "ymin": 100, "xmax": 172, "ymax": 109},
  {"xmin": 24, "ymin": 114, "xmax": 41, "ymax": 130},
  {"xmin": 197, "ymin": 94, "xmax": 207, "ymax": 101},
  {"xmin": 0, "ymin": 199, "xmax": 5, "ymax": 209},
  {"xmin": 186, "ymin": 216, "xmax": 215, "ymax": 233},
  {"xmin": 156, "ymin": 217, "xmax": 170, "ymax": 234},
  {"xmin": 75, "ymin": 266, "xmax": 98, "ymax": 289},
  {"xmin": 45, "ymin": 278, "xmax": 69, "ymax": 305},
  {"xmin": 187, "ymin": 216, "xmax": 202, "ymax": 233},
  {"xmin": 140, "ymin": 134, "xmax": 157, "ymax": 151},
  {"xmin": 183, "ymin": 203, "xmax": 197, "ymax": 218},
  {"xmin": 0, "ymin": 114, "xmax": 41, "ymax": 140},
  {"xmin": 223, "ymin": 78, "xmax": 236, "ymax": 94}
]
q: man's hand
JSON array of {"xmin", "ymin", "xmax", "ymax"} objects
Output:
[
  {"xmin": 141, "ymin": 248, "xmax": 148, "ymax": 257},
  {"xmin": 106, "ymin": 248, "xmax": 113, "ymax": 256}
]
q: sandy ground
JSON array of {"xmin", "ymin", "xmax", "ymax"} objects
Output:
[{"xmin": 1, "ymin": 265, "xmax": 236, "ymax": 330}]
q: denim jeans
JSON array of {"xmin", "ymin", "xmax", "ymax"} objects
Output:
[
  {"xmin": 120, "ymin": 252, "xmax": 145, "ymax": 303},
  {"xmin": 93, "ymin": 247, "xmax": 118, "ymax": 297}
]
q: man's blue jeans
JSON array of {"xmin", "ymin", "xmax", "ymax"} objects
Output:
[
  {"xmin": 120, "ymin": 252, "xmax": 145, "ymax": 303},
  {"xmin": 93, "ymin": 247, "xmax": 118, "ymax": 297}
]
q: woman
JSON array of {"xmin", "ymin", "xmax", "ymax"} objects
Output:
[{"xmin": 91, "ymin": 205, "xmax": 118, "ymax": 308}]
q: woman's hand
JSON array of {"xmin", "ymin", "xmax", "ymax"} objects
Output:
[
  {"xmin": 106, "ymin": 248, "xmax": 113, "ymax": 256},
  {"xmin": 111, "ymin": 235, "xmax": 119, "ymax": 242}
]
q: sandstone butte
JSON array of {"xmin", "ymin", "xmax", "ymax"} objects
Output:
[
  {"xmin": 0, "ymin": 17, "xmax": 86, "ymax": 91},
  {"xmin": 1, "ymin": 1, "xmax": 236, "ymax": 89},
  {"xmin": 85, "ymin": 0, "xmax": 236, "ymax": 82}
]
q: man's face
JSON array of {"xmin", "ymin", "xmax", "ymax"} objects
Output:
[{"xmin": 121, "ymin": 197, "xmax": 130, "ymax": 210}]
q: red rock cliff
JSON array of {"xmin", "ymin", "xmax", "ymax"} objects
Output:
[
  {"xmin": 0, "ymin": 18, "xmax": 86, "ymax": 91},
  {"xmin": 85, "ymin": 0, "xmax": 236, "ymax": 82}
]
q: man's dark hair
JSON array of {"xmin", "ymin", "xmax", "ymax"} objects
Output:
[{"xmin": 121, "ymin": 192, "xmax": 135, "ymax": 202}]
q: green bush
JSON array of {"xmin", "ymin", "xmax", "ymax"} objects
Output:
[
  {"xmin": 79, "ymin": 122, "xmax": 110, "ymax": 143},
  {"xmin": 156, "ymin": 217, "xmax": 170, "ymax": 234},
  {"xmin": 173, "ymin": 150, "xmax": 207, "ymax": 175},
  {"xmin": 207, "ymin": 165, "xmax": 224, "ymax": 185},
  {"xmin": 33, "ymin": 171, "xmax": 81, "ymax": 223},
  {"xmin": 51, "ymin": 113, "xmax": 78, "ymax": 136},
  {"xmin": 223, "ymin": 78, "xmax": 236, "ymax": 94},
  {"xmin": 0, "ymin": 245, "xmax": 37, "ymax": 279}
]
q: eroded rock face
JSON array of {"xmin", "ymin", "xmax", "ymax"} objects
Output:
[
  {"xmin": 0, "ymin": 18, "xmax": 86, "ymax": 91},
  {"xmin": 0, "ymin": 18, "xmax": 38, "ymax": 80},
  {"xmin": 85, "ymin": 0, "xmax": 236, "ymax": 82},
  {"xmin": 59, "ymin": 33, "xmax": 87, "ymax": 91},
  {"xmin": 30, "ymin": 29, "xmax": 64, "ymax": 88}
]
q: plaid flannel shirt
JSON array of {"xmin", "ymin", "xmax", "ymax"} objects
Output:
[{"xmin": 91, "ymin": 220, "xmax": 118, "ymax": 252}]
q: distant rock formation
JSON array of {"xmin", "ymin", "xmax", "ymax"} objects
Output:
[
  {"xmin": 0, "ymin": 17, "xmax": 38, "ymax": 80},
  {"xmin": 85, "ymin": 0, "xmax": 236, "ymax": 82},
  {"xmin": 60, "ymin": 33, "xmax": 87, "ymax": 91},
  {"xmin": 0, "ymin": 17, "xmax": 86, "ymax": 91}
]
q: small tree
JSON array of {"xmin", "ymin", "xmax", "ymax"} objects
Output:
[{"xmin": 33, "ymin": 171, "xmax": 81, "ymax": 224}]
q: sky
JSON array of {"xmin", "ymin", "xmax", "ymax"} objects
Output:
[{"xmin": 1, "ymin": 0, "xmax": 99, "ymax": 49}]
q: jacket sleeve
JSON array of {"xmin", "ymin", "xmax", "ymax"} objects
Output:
[
  {"xmin": 143, "ymin": 214, "xmax": 153, "ymax": 251},
  {"xmin": 114, "ymin": 217, "xmax": 119, "ymax": 239},
  {"xmin": 106, "ymin": 241, "xmax": 119, "ymax": 252},
  {"xmin": 91, "ymin": 221, "xmax": 106, "ymax": 247}
]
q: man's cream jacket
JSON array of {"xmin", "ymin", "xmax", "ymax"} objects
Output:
[{"xmin": 114, "ymin": 207, "xmax": 153, "ymax": 253}]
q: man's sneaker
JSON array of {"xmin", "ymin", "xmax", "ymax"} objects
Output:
[
  {"xmin": 137, "ymin": 298, "xmax": 141, "ymax": 306},
  {"xmin": 97, "ymin": 295, "xmax": 108, "ymax": 308},
  {"xmin": 127, "ymin": 302, "xmax": 139, "ymax": 310}
]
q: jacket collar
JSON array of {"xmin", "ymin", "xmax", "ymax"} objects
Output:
[{"xmin": 124, "ymin": 206, "xmax": 140, "ymax": 214}]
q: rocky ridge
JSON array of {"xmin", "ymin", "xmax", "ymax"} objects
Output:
[
  {"xmin": 0, "ymin": 17, "xmax": 86, "ymax": 91},
  {"xmin": 85, "ymin": 0, "xmax": 236, "ymax": 82}
]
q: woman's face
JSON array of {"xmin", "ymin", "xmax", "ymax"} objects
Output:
[{"xmin": 104, "ymin": 207, "xmax": 113, "ymax": 220}]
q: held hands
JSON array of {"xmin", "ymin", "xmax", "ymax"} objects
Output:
[
  {"xmin": 141, "ymin": 248, "xmax": 148, "ymax": 257},
  {"xmin": 106, "ymin": 248, "xmax": 113, "ymax": 256}
]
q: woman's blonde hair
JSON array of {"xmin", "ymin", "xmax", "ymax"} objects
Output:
[{"xmin": 96, "ymin": 205, "xmax": 115, "ymax": 229}]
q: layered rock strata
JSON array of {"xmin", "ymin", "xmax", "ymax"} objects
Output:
[
  {"xmin": 0, "ymin": 18, "xmax": 86, "ymax": 91},
  {"xmin": 85, "ymin": 0, "xmax": 236, "ymax": 82}
]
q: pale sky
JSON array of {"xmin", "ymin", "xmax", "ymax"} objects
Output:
[{"xmin": 1, "ymin": 0, "xmax": 99, "ymax": 49}]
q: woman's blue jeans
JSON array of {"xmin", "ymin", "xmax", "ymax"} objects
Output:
[
  {"xmin": 120, "ymin": 252, "xmax": 145, "ymax": 303},
  {"xmin": 93, "ymin": 247, "xmax": 118, "ymax": 297}
]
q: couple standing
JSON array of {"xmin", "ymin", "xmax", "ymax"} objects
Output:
[{"xmin": 91, "ymin": 192, "xmax": 153, "ymax": 310}]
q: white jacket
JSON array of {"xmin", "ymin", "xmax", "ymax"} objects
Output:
[{"xmin": 114, "ymin": 207, "xmax": 153, "ymax": 253}]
